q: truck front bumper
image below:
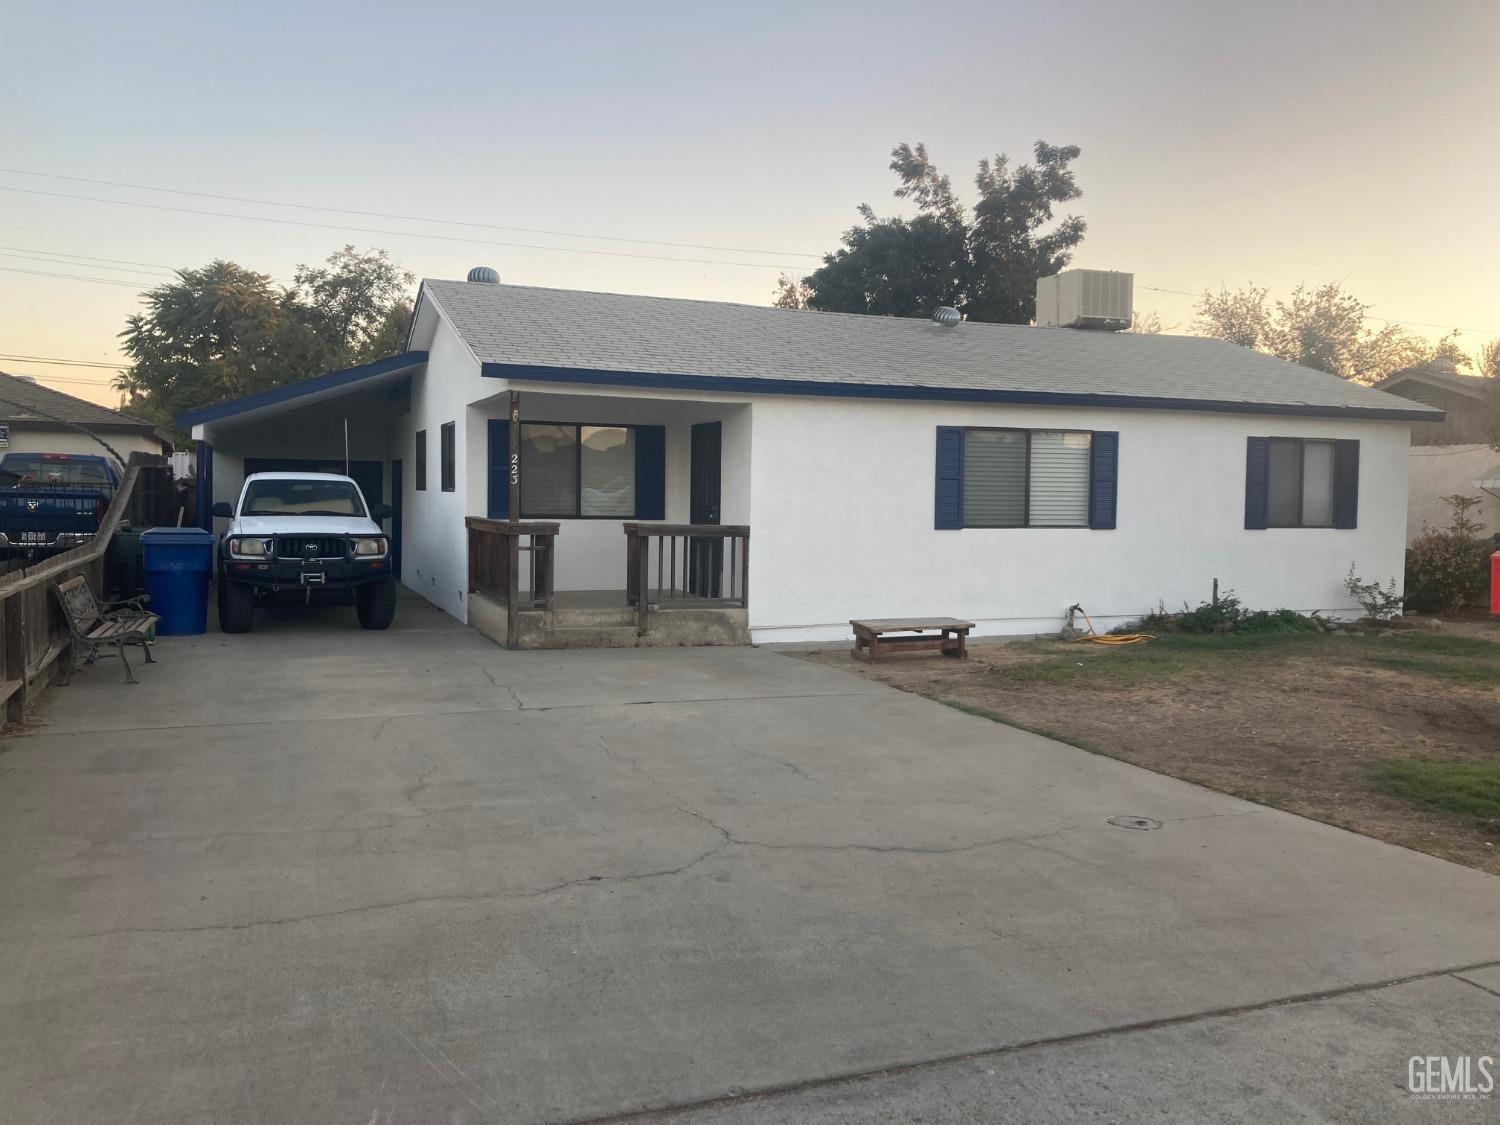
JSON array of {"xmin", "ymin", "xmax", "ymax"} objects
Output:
[{"xmin": 221, "ymin": 556, "xmax": 391, "ymax": 589}]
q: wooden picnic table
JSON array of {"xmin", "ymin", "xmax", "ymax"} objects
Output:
[{"xmin": 850, "ymin": 617, "xmax": 974, "ymax": 662}]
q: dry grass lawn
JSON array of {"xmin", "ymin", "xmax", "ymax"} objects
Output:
[{"xmin": 799, "ymin": 617, "xmax": 1500, "ymax": 874}]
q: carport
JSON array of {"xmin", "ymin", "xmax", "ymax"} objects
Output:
[{"xmin": 179, "ymin": 352, "xmax": 427, "ymax": 575}]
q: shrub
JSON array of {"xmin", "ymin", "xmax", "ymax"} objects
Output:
[
  {"xmin": 1404, "ymin": 495, "xmax": 1491, "ymax": 614},
  {"xmin": 1175, "ymin": 591, "xmax": 1244, "ymax": 634},
  {"xmin": 1239, "ymin": 608, "xmax": 1323, "ymax": 634},
  {"xmin": 1344, "ymin": 565, "xmax": 1404, "ymax": 623}
]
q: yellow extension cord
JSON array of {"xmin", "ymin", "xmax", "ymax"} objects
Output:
[{"xmin": 1067, "ymin": 604, "xmax": 1154, "ymax": 646}]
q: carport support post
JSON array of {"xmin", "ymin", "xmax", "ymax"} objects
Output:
[{"xmin": 506, "ymin": 391, "xmax": 521, "ymax": 649}]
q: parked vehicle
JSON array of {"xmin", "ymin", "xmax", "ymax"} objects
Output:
[
  {"xmin": 213, "ymin": 472, "xmax": 395, "ymax": 632},
  {"xmin": 0, "ymin": 452, "xmax": 120, "ymax": 554}
]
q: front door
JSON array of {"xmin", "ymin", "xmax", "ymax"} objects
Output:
[
  {"xmin": 389, "ymin": 458, "xmax": 403, "ymax": 579},
  {"xmin": 689, "ymin": 422, "xmax": 722, "ymax": 597}
]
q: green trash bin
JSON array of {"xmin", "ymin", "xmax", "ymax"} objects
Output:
[{"xmin": 107, "ymin": 526, "xmax": 146, "ymax": 600}]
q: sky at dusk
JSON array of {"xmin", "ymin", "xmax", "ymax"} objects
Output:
[{"xmin": 1, "ymin": 0, "xmax": 1497, "ymax": 407}]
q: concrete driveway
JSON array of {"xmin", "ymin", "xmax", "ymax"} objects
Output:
[{"xmin": 1, "ymin": 592, "xmax": 1497, "ymax": 1123}]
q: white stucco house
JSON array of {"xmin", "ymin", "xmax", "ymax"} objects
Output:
[{"xmin": 180, "ymin": 270, "xmax": 1438, "ymax": 645}]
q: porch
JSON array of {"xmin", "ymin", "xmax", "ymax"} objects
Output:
[
  {"xmin": 465, "ymin": 518, "xmax": 749, "ymax": 649},
  {"xmin": 460, "ymin": 385, "xmax": 752, "ymax": 649}
]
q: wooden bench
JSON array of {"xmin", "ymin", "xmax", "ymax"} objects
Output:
[
  {"xmin": 850, "ymin": 617, "xmax": 974, "ymax": 662},
  {"xmin": 52, "ymin": 576, "xmax": 159, "ymax": 685}
]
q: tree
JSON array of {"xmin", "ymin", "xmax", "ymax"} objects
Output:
[
  {"xmin": 1476, "ymin": 338, "xmax": 1500, "ymax": 379},
  {"xmin": 772, "ymin": 273, "xmax": 812, "ymax": 310},
  {"xmin": 290, "ymin": 246, "xmax": 413, "ymax": 369},
  {"xmin": 795, "ymin": 140, "xmax": 1086, "ymax": 323},
  {"xmin": 1194, "ymin": 281, "xmax": 1468, "ymax": 383},
  {"xmin": 116, "ymin": 246, "xmax": 413, "ymax": 435},
  {"xmin": 1125, "ymin": 310, "xmax": 1163, "ymax": 334}
]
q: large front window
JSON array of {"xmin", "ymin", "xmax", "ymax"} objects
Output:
[
  {"xmin": 241, "ymin": 479, "xmax": 366, "ymax": 517},
  {"xmin": 520, "ymin": 423, "xmax": 636, "ymax": 518}
]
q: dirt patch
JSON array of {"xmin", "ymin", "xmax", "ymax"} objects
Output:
[{"xmin": 798, "ymin": 621, "xmax": 1500, "ymax": 874}]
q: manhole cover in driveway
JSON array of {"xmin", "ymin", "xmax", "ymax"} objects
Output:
[{"xmin": 1107, "ymin": 815, "xmax": 1163, "ymax": 830}]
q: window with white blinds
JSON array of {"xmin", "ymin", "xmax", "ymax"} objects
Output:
[{"xmin": 960, "ymin": 428, "xmax": 1092, "ymax": 528}]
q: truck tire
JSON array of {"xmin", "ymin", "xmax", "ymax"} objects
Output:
[
  {"xmin": 218, "ymin": 578, "xmax": 254, "ymax": 634},
  {"xmin": 355, "ymin": 577, "xmax": 396, "ymax": 630}
]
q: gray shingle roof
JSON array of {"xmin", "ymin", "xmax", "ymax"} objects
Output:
[
  {"xmin": 421, "ymin": 280, "xmax": 1439, "ymax": 420},
  {"xmin": 0, "ymin": 370, "xmax": 160, "ymax": 431}
]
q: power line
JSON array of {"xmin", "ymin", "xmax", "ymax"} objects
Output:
[
  {"xmin": 0, "ymin": 251, "xmax": 173, "ymax": 278},
  {"xmin": 0, "ymin": 368, "xmax": 119, "ymax": 386},
  {"xmin": 0, "ymin": 263, "xmax": 146, "ymax": 288},
  {"xmin": 0, "ymin": 184, "xmax": 808, "ymax": 271},
  {"xmin": 0, "ymin": 245, "xmax": 182, "ymax": 273},
  {"xmin": 0, "ymin": 353, "xmax": 125, "ymax": 370},
  {"xmin": 0, "ymin": 167, "xmax": 823, "ymax": 258}
]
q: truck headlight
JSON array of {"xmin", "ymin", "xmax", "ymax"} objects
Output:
[
  {"xmin": 228, "ymin": 537, "xmax": 271, "ymax": 558},
  {"xmin": 351, "ymin": 538, "xmax": 387, "ymax": 557}
]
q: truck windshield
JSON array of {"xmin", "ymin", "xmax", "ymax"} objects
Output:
[
  {"xmin": 0, "ymin": 455, "xmax": 113, "ymax": 485},
  {"xmin": 241, "ymin": 479, "xmax": 366, "ymax": 517}
]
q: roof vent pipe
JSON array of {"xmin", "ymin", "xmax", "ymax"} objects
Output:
[
  {"xmin": 467, "ymin": 266, "xmax": 500, "ymax": 284},
  {"xmin": 931, "ymin": 306, "xmax": 961, "ymax": 327}
]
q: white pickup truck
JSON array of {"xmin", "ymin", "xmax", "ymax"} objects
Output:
[{"xmin": 212, "ymin": 472, "xmax": 396, "ymax": 633}]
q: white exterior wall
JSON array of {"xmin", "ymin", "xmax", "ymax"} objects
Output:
[
  {"xmin": 747, "ymin": 397, "xmax": 1412, "ymax": 643},
  {"xmin": 393, "ymin": 312, "xmax": 484, "ymax": 620}
]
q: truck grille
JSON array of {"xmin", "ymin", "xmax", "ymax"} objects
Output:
[{"xmin": 274, "ymin": 536, "xmax": 347, "ymax": 561}]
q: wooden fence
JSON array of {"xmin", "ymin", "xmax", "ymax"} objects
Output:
[{"xmin": 0, "ymin": 454, "xmax": 156, "ymax": 726}]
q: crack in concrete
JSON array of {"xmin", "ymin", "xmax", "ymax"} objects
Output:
[
  {"xmin": 478, "ymin": 666, "xmax": 524, "ymax": 710},
  {"xmin": 403, "ymin": 753, "xmax": 437, "ymax": 805},
  {"xmin": 0, "ymin": 804, "xmax": 493, "ymax": 854},
  {"xmin": 62, "ymin": 841, "xmax": 732, "ymax": 942},
  {"xmin": 594, "ymin": 732, "xmax": 1082, "ymax": 858}
]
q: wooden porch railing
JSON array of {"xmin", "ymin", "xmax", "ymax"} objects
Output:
[
  {"xmin": 624, "ymin": 523, "xmax": 749, "ymax": 636},
  {"xmin": 465, "ymin": 518, "xmax": 559, "ymax": 647},
  {"xmin": 0, "ymin": 453, "xmax": 157, "ymax": 726}
]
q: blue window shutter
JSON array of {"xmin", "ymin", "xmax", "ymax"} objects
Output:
[
  {"xmin": 487, "ymin": 419, "xmax": 509, "ymax": 518},
  {"xmin": 1244, "ymin": 437, "xmax": 1269, "ymax": 529},
  {"xmin": 1332, "ymin": 439, "xmax": 1359, "ymax": 529},
  {"xmin": 1088, "ymin": 431, "xmax": 1119, "ymax": 530},
  {"xmin": 635, "ymin": 425, "xmax": 666, "ymax": 519},
  {"xmin": 935, "ymin": 427, "xmax": 964, "ymax": 529}
]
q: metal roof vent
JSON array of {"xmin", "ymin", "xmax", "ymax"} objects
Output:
[
  {"xmin": 13, "ymin": 375, "xmax": 36, "ymax": 384},
  {"xmin": 931, "ymin": 306, "xmax": 961, "ymax": 327},
  {"xmin": 466, "ymin": 266, "xmax": 500, "ymax": 284}
]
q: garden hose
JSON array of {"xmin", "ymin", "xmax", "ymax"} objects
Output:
[{"xmin": 1064, "ymin": 603, "xmax": 1154, "ymax": 646}]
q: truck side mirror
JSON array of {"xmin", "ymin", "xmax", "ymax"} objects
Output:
[
  {"xmin": 372, "ymin": 503, "xmax": 393, "ymax": 521},
  {"xmin": 211, "ymin": 501, "xmax": 233, "ymax": 518}
]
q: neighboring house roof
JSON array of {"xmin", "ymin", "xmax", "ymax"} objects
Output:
[
  {"xmin": 0, "ymin": 370, "xmax": 164, "ymax": 435},
  {"xmin": 415, "ymin": 279, "xmax": 1439, "ymax": 421},
  {"xmin": 1374, "ymin": 363, "xmax": 1489, "ymax": 401}
]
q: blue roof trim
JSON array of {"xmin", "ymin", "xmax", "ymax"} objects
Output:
[
  {"xmin": 177, "ymin": 351, "xmax": 429, "ymax": 428},
  {"xmin": 480, "ymin": 362, "xmax": 1439, "ymax": 422}
]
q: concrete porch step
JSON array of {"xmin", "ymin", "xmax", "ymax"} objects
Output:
[
  {"xmin": 518, "ymin": 623, "xmax": 641, "ymax": 650},
  {"xmin": 469, "ymin": 591, "xmax": 749, "ymax": 650}
]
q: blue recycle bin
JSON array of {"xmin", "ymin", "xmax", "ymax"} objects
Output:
[{"xmin": 140, "ymin": 527, "xmax": 216, "ymax": 636}]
